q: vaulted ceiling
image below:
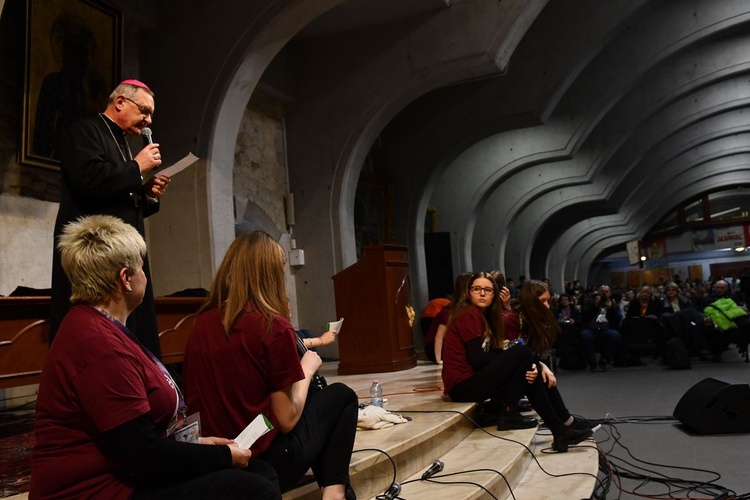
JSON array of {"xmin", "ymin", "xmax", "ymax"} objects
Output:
[{"xmin": 355, "ymin": 0, "xmax": 750, "ymax": 285}]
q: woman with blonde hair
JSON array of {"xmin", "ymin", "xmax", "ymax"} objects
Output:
[
  {"xmin": 32, "ymin": 215, "xmax": 278, "ymax": 499},
  {"xmin": 184, "ymin": 231, "xmax": 358, "ymax": 499}
]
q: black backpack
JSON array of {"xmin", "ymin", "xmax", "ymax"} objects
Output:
[{"xmin": 665, "ymin": 337, "xmax": 691, "ymax": 370}]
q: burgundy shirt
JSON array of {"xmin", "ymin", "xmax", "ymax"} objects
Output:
[
  {"xmin": 31, "ymin": 305, "xmax": 178, "ymax": 499},
  {"xmin": 441, "ymin": 306, "xmax": 487, "ymax": 393},
  {"xmin": 184, "ymin": 305, "xmax": 304, "ymax": 455},
  {"xmin": 424, "ymin": 304, "xmax": 451, "ymax": 344}
]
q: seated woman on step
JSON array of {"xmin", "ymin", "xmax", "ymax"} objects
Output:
[
  {"xmin": 31, "ymin": 215, "xmax": 279, "ymax": 499},
  {"xmin": 504, "ymin": 279, "xmax": 593, "ymax": 431},
  {"xmin": 184, "ymin": 230, "xmax": 358, "ymax": 499},
  {"xmin": 441, "ymin": 272, "xmax": 592, "ymax": 452}
]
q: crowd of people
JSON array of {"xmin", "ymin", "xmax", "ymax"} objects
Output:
[{"xmin": 423, "ymin": 274, "xmax": 750, "ymax": 375}]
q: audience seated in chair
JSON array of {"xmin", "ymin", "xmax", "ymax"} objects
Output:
[
  {"xmin": 658, "ymin": 282, "xmax": 704, "ymax": 357},
  {"xmin": 580, "ymin": 292, "xmax": 621, "ymax": 371},
  {"xmin": 621, "ymin": 285, "xmax": 664, "ymax": 364},
  {"xmin": 554, "ymin": 293, "xmax": 586, "ymax": 369},
  {"xmin": 701, "ymin": 279, "xmax": 750, "ymax": 363}
]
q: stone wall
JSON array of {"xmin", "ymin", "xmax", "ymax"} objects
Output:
[{"xmin": 234, "ymin": 93, "xmax": 288, "ymax": 233}]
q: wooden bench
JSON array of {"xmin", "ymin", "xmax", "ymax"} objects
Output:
[{"xmin": 0, "ymin": 296, "xmax": 204, "ymax": 389}]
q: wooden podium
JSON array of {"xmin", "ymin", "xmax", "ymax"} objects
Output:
[{"xmin": 332, "ymin": 244, "xmax": 416, "ymax": 375}]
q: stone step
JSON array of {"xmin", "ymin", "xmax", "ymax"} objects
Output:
[{"xmin": 283, "ymin": 363, "xmax": 599, "ymax": 499}]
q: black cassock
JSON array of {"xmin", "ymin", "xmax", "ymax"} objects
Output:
[{"xmin": 50, "ymin": 114, "xmax": 162, "ymax": 358}]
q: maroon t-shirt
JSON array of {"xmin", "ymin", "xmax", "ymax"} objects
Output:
[
  {"xmin": 503, "ymin": 310, "xmax": 521, "ymax": 341},
  {"xmin": 31, "ymin": 305, "xmax": 178, "ymax": 499},
  {"xmin": 184, "ymin": 305, "xmax": 305, "ymax": 455},
  {"xmin": 441, "ymin": 306, "xmax": 487, "ymax": 394},
  {"xmin": 424, "ymin": 304, "xmax": 451, "ymax": 344}
]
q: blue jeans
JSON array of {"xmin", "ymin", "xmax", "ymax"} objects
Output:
[{"xmin": 581, "ymin": 328, "xmax": 621, "ymax": 366}]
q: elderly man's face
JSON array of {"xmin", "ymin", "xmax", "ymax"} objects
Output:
[{"xmin": 713, "ymin": 281, "xmax": 729, "ymax": 296}]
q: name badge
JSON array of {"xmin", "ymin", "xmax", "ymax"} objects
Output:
[{"xmin": 169, "ymin": 412, "xmax": 200, "ymax": 444}]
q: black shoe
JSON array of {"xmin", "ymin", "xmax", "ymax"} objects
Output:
[
  {"xmin": 568, "ymin": 415, "xmax": 593, "ymax": 431},
  {"xmin": 552, "ymin": 426, "xmax": 593, "ymax": 452},
  {"xmin": 517, "ymin": 398, "xmax": 532, "ymax": 412},
  {"xmin": 474, "ymin": 408, "xmax": 501, "ymax": 428},
  {"xmin": 597, "ymin": 360, "xmax": 609, "ymax": 371},
  {"xmin": 497, "ymin": 409, "xmax": 538, "ymax": 430}
]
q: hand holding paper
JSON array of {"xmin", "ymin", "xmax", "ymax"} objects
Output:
[
  {"xmin": 327, "ymin": 317, "xmax": 344, "ymax": 334},
  {"xmin": 234, "ymin": 413, "xmax": 274, "ymax": 449}
]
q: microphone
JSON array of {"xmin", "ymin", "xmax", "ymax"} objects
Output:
[
  {"xmin": 382, "ymin": 482, "xmax": 401, "ymax": 500},
  {"xmin": 421, "ymin": 459, "xmax": 444, "ymax": 480},
  {"xmin": 141, "ymin": 127, "xmax": 153, "ymax": 145}
]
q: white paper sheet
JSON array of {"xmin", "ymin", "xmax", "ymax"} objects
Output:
[
  {"xmin": 327, "ymin": 317, "xmax": 344, "ymax": 334},
  {"xmin": 157, "ymin": 153, "xmax": 199, "ymax": 178},
  {"xmin": 234, "ymin": 413, "xmax": 273, "ymax": 449}
]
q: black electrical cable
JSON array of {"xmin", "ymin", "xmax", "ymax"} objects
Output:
[
  {"xmin": 591, "ymin": 416, "xmax": 739, "ymax": 499},
  {"xmin": 352, "ymin": 447, "xmax": 399, "ymax": 500},
  {"xmin": 403, "ymin": 468, "xmax": 515, "ymax": 500},
  {"xmin": 394, "ymin": 408, "xmax": 603, "ymax": 491}
]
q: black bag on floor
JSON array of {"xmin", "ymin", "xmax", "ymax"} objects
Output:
[{"xmin": 665, "ymin": 337, "xmax": 691, "ymax": 370}]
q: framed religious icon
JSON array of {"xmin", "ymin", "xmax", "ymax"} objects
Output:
[{"xmin": 21, "ymin": 0, "xmax": 122, "ymax": 170}]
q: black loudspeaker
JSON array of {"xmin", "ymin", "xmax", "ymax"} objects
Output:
[{"xmin": 673, "ymin": 377, "xmax": 750, "ymax": 434}]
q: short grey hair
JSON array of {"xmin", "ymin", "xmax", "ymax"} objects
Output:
[
  {"xmin": 108, "ymin": 82, "xmax": 155, "ymax": 104},
  {"xmin": 58, "ymin": 215, "xmax": 146, "ymax": 304}
]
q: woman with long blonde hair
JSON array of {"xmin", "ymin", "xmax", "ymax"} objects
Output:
[{"xmin": 185, "ymin": 231, "xmax": 358, "ymax": 499}]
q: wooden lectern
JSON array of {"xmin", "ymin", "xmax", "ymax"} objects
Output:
[{"xmin": 332, "ymin": 244, "xmax": 416, "ymax": 375}]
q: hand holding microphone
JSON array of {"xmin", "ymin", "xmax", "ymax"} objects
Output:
[{"xmin": 134, "ymin": 127, "xmax": 161, "ymax": 174}]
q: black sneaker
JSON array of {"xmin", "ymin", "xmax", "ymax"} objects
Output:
[
  {"xmin": 552, "ymin": 426, "xmax": 593, "ymax": 452},
  {"xmin": 569, "ymin": 415, "xmax": 594, "ymax": 431},
  {"xmin": 497, "ymin": 410, "xmax": 538, "ymax": 430},
  {"xmin": 517, "ymin": 398, "xmax": 532, "ymax": 412},
  {"xmin": 474, "ymin": 407, "xmax": 501, "ymax": 428}
]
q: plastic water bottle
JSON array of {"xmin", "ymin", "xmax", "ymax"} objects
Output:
[{"xmin": 369, "ymin": 380, "xmax": 383, "ymax": 407}]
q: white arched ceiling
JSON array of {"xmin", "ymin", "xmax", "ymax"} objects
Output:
[
  {"xmin": 417, "ymin": 0, "xmax": 750, "ymax": 288},
  {"xmin": 280, "ymin": 0, "xmax": 548, "ymax": 325}
]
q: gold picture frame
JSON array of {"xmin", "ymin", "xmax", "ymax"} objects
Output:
[{"xmin": 21, "ymin": 0, "xmax": 121, "ymax": 170}]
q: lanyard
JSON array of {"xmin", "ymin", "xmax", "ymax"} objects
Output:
[{"xmin": 90, "ymin": 305, "xmax": 186, "ymax": 421}]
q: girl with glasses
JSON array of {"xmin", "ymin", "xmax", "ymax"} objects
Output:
[{"xmin": 441, "ymin": 272, "xmax": 592, "ymax": 452}]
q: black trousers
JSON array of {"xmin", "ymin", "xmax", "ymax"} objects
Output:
[
  {"xmin": 448, "ymin": 346, "xmax": 534, "ymax": 407},
  {"xmin": 448, "ymin": 346, "xmax": 572, "ymax": 433},
  {"xmin": 133, "ymin": 465, "xmax": 280, "ymax": 499},
  {"xmin": 260, "ymin": 382, "xmax": 359, "ymax": 492},
  {"xmin": 524, "ymin": 375, "xmax": 571, "ymax": 432}
]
